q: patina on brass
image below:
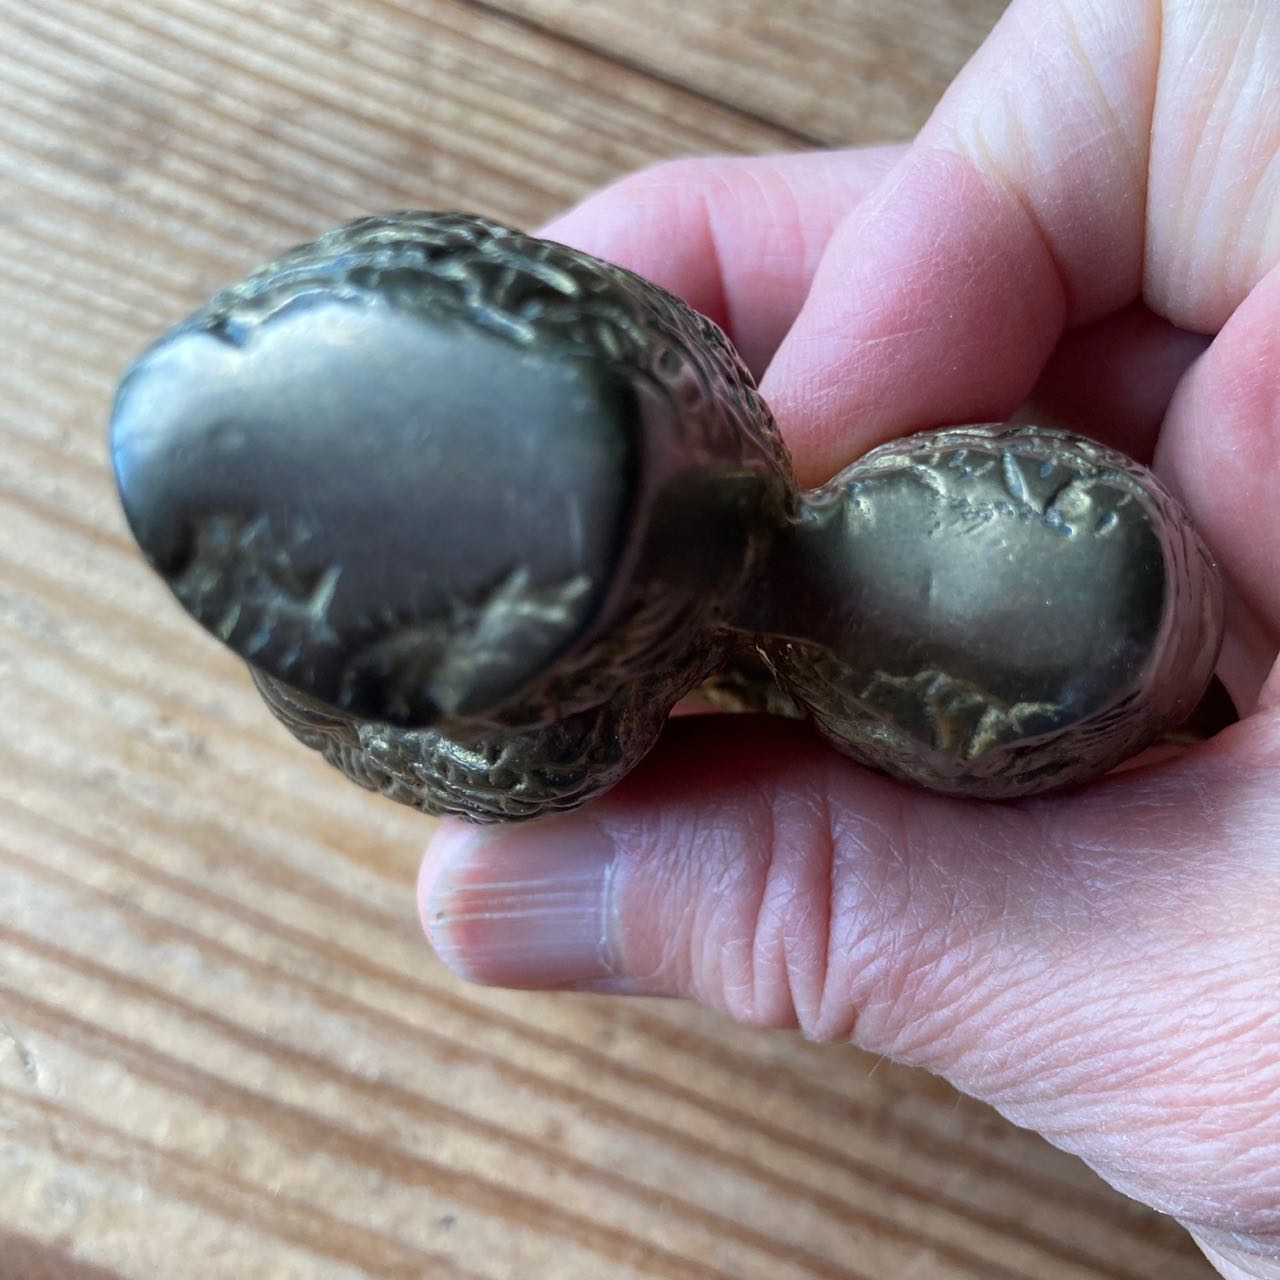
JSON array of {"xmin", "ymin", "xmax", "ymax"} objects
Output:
[{"xmin": 110, "ymin": 212, "xmax": 1224, "ymax": 820}]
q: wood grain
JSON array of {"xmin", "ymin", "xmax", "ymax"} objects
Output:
[
  {"xmin": 0, "ymin": 1, "xmax": 1213, "ymax": 1278},
  {"xmin": 476, "ymin": 0, "xmax": 1009, "ymax": 143}
]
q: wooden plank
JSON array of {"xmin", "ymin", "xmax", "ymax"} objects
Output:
[
  {"xmin": 0, "ymin": 1, "xmax": 1211, "ymax": 1278},
  {"xmin": 469, "ymin": 0, "xmax": 1011, "ymax": 143}
]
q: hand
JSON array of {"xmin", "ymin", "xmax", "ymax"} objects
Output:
[{"xmin": 418, "ymin": 2, "xmax": 1280, "ymax": 1273}]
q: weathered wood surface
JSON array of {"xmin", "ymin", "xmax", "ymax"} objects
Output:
[{"xmin": 0, "ymin": 1, "xmax": 1212, "ymax": 1276}]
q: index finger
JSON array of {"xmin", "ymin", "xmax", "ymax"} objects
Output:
[
  {"xmin": 762, "ymin": 0, "xmax": 1278, "ymax": 485},
  {"xmin": 538, "ymin": 146, "xmax": 902, "ymax": 378}
]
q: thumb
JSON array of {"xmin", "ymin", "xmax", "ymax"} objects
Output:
[{"xmin": 421, "ymin": 714, "xmax": 1280, "ymax": 1264}]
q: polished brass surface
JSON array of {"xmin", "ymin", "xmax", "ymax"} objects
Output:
[{"xmin": 110, "ymin": 213, "xmax": 1224, "ymax": 819}]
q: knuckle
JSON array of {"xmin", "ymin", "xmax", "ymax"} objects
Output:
[{"xmin": 719, "ymin": 763, "xmax": 911, "ymax": 1042}]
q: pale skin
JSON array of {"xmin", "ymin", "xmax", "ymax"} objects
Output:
[{"xmin": 418, "ymin": 2, "xmax": 1280, "ymax": 1274}]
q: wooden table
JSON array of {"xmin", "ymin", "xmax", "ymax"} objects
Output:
[{"xmin": 0, "ymin": 2, "xmax": 1214, "ymax": 1276}]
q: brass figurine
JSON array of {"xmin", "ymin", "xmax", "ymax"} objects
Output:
[{"xmin": 110, "ymin": 213, "xmax": 1223, "ymax": 820}]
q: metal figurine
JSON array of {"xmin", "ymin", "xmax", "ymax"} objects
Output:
[{"xmin": 110, "ymin": 213, "xmax": 1224, "ymax": 820}]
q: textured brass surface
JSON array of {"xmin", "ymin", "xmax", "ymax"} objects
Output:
[{"xmin": 110, "ymin": 213, "xmax": 1224, "ymax": 819}]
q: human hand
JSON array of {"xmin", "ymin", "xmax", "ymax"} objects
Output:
[{"xmin": 418, "ymin": 2, "xmax": 1280, "ymax": 1273}]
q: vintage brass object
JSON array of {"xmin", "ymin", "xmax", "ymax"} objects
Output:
[{"xmin": 110, "ymin": 213, "xmax": 1223, "ymax": 819}]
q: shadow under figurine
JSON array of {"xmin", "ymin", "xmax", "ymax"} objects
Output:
[{"xmin": 110, "ymin": 212, "xmax": 1224, "ymax": 820}]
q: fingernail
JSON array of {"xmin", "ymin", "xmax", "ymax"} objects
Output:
[{"xmin": 420, "ymin": 816, "xmax": 618, "ymax": 989}]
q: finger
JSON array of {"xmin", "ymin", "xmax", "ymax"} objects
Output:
[
  {"xmin": 421, "ymin": 713, "xmax": 1280, "ymax": 1252},
  {"xmin": 538, "ymin": 146, "xmax": 904, "ymax": 376},
  {"xmin": 1014, "ymin": 303, "xmax": 1209, "ymax": 464},
  {"xmin": 1157, "ymin": 262, "xmax": 1280, "ymax": 647},
  {"xmin": 760, "ymin": 0, "xmax": 1159, "ymax": 482},
  {"xmin": 1143, "ymin": 0, "xmax": 1280, "ymax": 330},
  {"xmin": 763, "ymin": 0, "xmax": 1278, "ymax": 484},
  {"xmin": 1197, "ymin": 1236, "xmax": 1280, "ymax": 1280}
]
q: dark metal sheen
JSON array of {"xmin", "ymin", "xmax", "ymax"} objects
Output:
[{"xmin": 109, "ymin": 212, "xmax": 1224, "ymax": 819}]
